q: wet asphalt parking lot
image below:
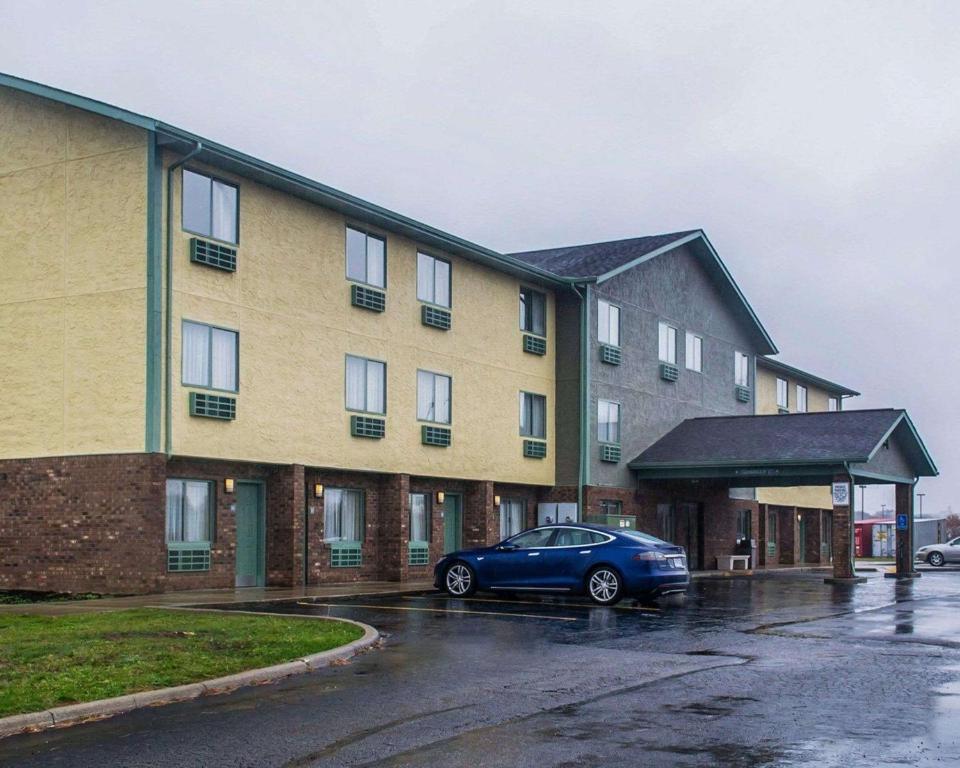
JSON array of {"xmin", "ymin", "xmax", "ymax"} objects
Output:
[{"xmin": 2, "ymin": 569, "xmax": 960, "ymax": 767}]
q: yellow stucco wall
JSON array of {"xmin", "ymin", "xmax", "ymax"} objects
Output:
[
  {"xmin": 169, "ymin": 161, "xmax": 556, "ymax": 485},
  {"xmin": 756, "ymin": 364, "xmax": 835, "ymax": 508},
  {"xmin": 0, "ymin": 87, "xmax": 147, "ymax": 458}
]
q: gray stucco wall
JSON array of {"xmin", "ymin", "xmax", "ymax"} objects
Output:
[{"xmin": 588, "ymin": 244, "xmax": 765, "ymax": 489}]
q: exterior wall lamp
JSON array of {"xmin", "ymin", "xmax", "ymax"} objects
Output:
[
  {"xmin": 494, "ymin": 495, "xmax": 501, "ymax": 507},
  {"xmin": 314, "ymin": 483, "xmax": 324, "ymax": 499},
  {"xmin": 436, "ymin": 491, "xmax": 445, "ymax": 505},
  {"xmin": 224, "ymin": 478, "xmax": 235, "ymax": 494}
]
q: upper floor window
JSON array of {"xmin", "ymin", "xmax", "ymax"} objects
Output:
[
  {"xmin": 417, "ymin": 252, "xmax": 451, "ymax": 307},
  {"xmin": 519, "ymin": 287, "xmax": 546, "ymax": 336},
  {"xmin": 417, "ymin": 370, "xmax": 451, "ymax": 424},
  {"xmin": 734, "ymin": 351, "xmax": 750, "ymax": 387},
  {"xmin": 658, "ymin": 322, "xmax": 677, "ymax": 364},
  {"xmin": 345, "ymin": 355, "xmax": 386, "ymax": 414},
  {"xmin": 796, "ymin": 384, "xmax": 808, "ymax": 412},
  {"xmin": 409, "ymin": 493, "xmax": 431, "ymax": 543},
  {"xmin": 346, "ymin": 227, "xmax": 386, "ymax": 288},
  {"xmin": 182, "ymin": 321, "xmax": 238, "ymax": 392},
  {"xmin": 597, "ymin": 399, "xmax": 620, "ymax": 444},
  {"xmin": 828, "ymin": 396, "xmax": 840, "ymax": 412},
  {"xmin": 324, "ymin": 488, "xmax": 364, "ymax": 542},
  {"xmin": 685, "ymin": 332, "xmax": 702, "ymax": 372},
  {"xmin": 182, "ymin": 169, "xmax": 238, "ymax": 245},
  {"xmin": 598, "ymin": 300, "xmax": 620, "ymax": 346},
  {"xmin": 166, "ymin": 479, "xmax": 213, "ymax": 544},
  {"xmin": 776, "ymin": 377, "xmax": 789, "ymax": 409},
  {"xmin": 519, "ymin": 391, "xmax": 546, "ymax": 438}
]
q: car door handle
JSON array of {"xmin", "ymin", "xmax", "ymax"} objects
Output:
[
  {"xmin": 579, "ymin": 550, "xmax": 592, "ymax": 555},
  {"xmin": 527, "ymin": 552, "xmax": 541, "ymax": 557}
]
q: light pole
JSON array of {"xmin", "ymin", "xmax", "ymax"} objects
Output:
[
  {"xmin": 858, "ymin": 484, "xmax": 867, "ymax": 521},
  {"xmin": 917, "ymin": 492, "xmax": 925, "ymax": 520}
]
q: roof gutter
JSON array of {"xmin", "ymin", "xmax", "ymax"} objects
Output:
[{"xmin": 164, "ymin": 140, "xmax": 203, "ymax": 458}]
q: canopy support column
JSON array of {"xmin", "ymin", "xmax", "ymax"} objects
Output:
[
  {"xmin": 825, "ymin": 474, "xmax": 867, "ymax": 584},
  {"xmin": 893, "ymin": 482, "xmax": 920, "ymax": 579}
]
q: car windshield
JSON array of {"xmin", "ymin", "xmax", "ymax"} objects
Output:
[{"xmin": 620, "ymin": 530, "xmax": 670, "ymax": 546}]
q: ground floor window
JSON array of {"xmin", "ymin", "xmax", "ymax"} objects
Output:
[
  {"xmin": 599, "ymin": 499, "xmax": 622, "ymax": 516},
  {"xmin": 409, "ymin": 493, "xmax": 431, "ymax": 542},
  {"xmin": 736, "ymin": 509, "xmax": 752, "ymax": 545},
  {"xmin": 165, "ymin": 479, "xmax": 213, "ymax": 544},
  {"xmin": 767, "ymin": 510, "xmax": 778, "ymax": 557},
  {"xmin": 500, "ymin": 499, "xmax": 525, "ymax": 539},
  {"xmin": 324, "ymin": 488, "xmax": 365, "ymax": 542}
]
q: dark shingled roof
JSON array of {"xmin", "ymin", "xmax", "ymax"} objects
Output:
[
  {"xmin": 509, "ymin": 231, "xmax": 700, "ymax": 278},
  {"xmin": 630, "ymin": 409, "xmax": 914, "ymax": 467}
]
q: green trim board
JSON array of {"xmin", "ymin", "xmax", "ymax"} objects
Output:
[
  {"xmin": 757, "ymin": 356, "xmax": 860, "ymax": 397},
  {"xmin": 145, "ymin": 131, "xmax": 163, "ymax": 453}
]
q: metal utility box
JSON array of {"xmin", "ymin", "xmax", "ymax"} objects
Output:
[{"xmin": 586, "ymin": 514, "xmax": 637, "ymax": 530}]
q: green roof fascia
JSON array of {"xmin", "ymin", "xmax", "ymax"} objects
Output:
[
  {"xmin": 627, "ymin": 456, "xmax": 868, "ymax": 471},
  {"xmin": 0, "ymin": 71, "xmax": 573, "ymax": 289},
  {"xmin": 864, "ymin": 411, "xmax": 939, "ymax": 477},
  {"xmin": 757, "ymin": 356, "xmax": 860, "ymax": 397},
  {"xmin": 595, "ymin": 230, "xmax": 778, "ymax": 356}
]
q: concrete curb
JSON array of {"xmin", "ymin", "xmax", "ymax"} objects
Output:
[{"xmin": 0, "ymin": 613, "xmax": 379, "ymax": 740}]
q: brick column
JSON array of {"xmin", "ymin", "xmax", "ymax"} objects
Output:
[
  {"xmin": 378, "ymin": 473, "xmax": 410, "ymax": 582},
  {"xmin": 464, "ymin": 480, "xmax": 496, "ymax": 548},
  {"xmin": 266, "ymin": 463, "xmax": 305, "ymax": 587},
  {"xmin": 826, "ymin": 475, "xmax": 864, "ymax": 582},
  {"xmin": 803, "ymin": 510, "xmax": 822, "ymax": 564},
  {"xmin": 778, "ymin": 507, "xmax": 798, "ymax": 565},
  {"xmin": 290, "ymin": 465, "xmax": 305, "ymax": 587},
  {"xmin": 895, "ymin": 482, "xmax": 916, "ymax": 578}
]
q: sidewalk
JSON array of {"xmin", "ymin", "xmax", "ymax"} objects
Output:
[{"xmin": 0, "ymin": 581, "xmax": 435, "ymax": 616}]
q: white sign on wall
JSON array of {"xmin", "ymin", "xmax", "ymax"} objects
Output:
[{"xmin": 831, "ymin": 482, "xmax": 850, "ymax": 506}]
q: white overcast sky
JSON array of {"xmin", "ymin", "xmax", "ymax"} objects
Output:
[{"xmin": 2, "ymin": 0, "xmax": 957, "ymax": 516}]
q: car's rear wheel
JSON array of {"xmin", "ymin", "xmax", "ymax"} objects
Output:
[
  {"xmin": 444, "ymin": 562, "xmax": 477, "ymax": 597},
  {"xmin": 587, "ymin": 566, "xmax": 623, "ymax": 606},
  {"xmin": 928, "ymin": 551, "xmax": 945, "ymax": 567}
]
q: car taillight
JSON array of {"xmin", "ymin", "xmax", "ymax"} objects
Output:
[{"xmin": 633, "ymin": 551, "xmax": 664, "ymax": 562}]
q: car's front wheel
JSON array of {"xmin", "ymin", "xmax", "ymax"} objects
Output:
[
  {"xmin": 928, "ymin": 551, "xmax": 945, "ymax": 567},
  {"xmin": 587, "ymin": 566, "xmax": 623, "ymax": 606},
  {"xmin": 444, "ymin": 562, "xmax": 477, "ymax": 597}
]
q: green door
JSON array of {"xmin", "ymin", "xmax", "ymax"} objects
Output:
[
  {"xmin": 443, "ymin": 494, "xmax": 463, "ymax": 554},
  {"xmin": 235, "ymin": 482, "xmax": 264, "ymax": 587}
]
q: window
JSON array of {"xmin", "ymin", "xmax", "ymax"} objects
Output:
[
  {"xmin": 499, "ymin": 499, "xmax": 525, "ymax": 539},
  {"xmin": 346, "ymin": 227, "xmax": 386, "ymax": 288},
  {"xmin": 796, "ymin": 385, "xmax": 808, "ymax": 413},
  {"xmin": 776, "ymin": 378, "xmax": 789, "ymax": 409},
  {"xmin": 417, "ymin": 252, "xmax": 451, "ymax": 307},
  {"xmin": 417, "ymin": 370, "xmax": 451, "ymax": 424},
  {"xmin": 182, "ymin": 321, "xmax": 238, "ymax": 392},
  {"xmin": 736, "ymin": 509, "xmax": 752, "ymax": 544},
  {"xmin": 519, "ymin": 287, "xmax": 546, "ymax": 336},
  {"xmin": 735, "ymin": 351, "xmax": 750, "ymax": 387},
  {"xmin": 597, "ymin": 399, "xmax": 620, "ymax": 444},
  {"xmin": 685, "ymin": 332, "xmax": 702, "ymax": 372},
  {"xmin": 554, "ymin": 527, "xmax": 607, "ymax": 546},
  {"xmin": 658, "ymin": 322, "xmax": 677, "ymax": 364},
  {"xmin": 166, "ymin": 479, "xmax": 213, "ymax": 544},
  {"xmin": 507, "ymin": 528, "xmax": 554, "ymax": 549},
  {"xmin": 600, "ymin": 499, "xmax": 622, "ymax": 516},
  {"xmin": 346, "ymin": 355, "xmax": 386, "ymax": 414},
  {"xmin": 828, "ymin": 396, "xmax": 840, "ymax": 412},
  {"xmin": 598, "ymin": 300, "xmax": 620, "ymax": 346},
  {"xmin": 657, "ymin": 503, "xmax": 676, "ymax": 542},
  {"xmin": 409, "ymin": 493, "xmax": 431, "ymax": 542},
  {"xmin": 324, "ymin": 488, "xmax": 364, "ymax": 542},
  {"xmin": 182, "ymin": 169, "xmax": 238, "ymax": 244},
  {"xmin": 519, "ymin": 392, "xmax": 546, "ymax": 438}
]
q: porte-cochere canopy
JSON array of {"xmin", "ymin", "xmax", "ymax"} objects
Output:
[{"xmin": 628, "ymin": 409, "xmax": 937, "ymax": 487}]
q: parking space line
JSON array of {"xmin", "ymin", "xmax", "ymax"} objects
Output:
[
  {"xmin": 296, "ymin": 601, "xmax": 581, "ymax": 621},
  {"xmin": 410, "ymin": 594, "xmax": 661, "ymax": 612}
]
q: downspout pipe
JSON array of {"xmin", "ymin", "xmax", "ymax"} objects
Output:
[
  {"xmin": 164, "ymin": 141, "xmax": 203, "ymax": 457},
  {"xmin": 571, "ymin": 283, "xmax": 590, "ymax": 517},
  {"xmin": 842, "ymin": 462, "xmax": 856, "ymax": 578}
]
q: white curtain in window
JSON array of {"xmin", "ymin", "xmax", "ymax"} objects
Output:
[
  {"xmin": 531, "ymin": 395, "xmax": 545, "ymax": 438},
  {"xmin": 366, "ymin": 236, "xmax": 385, "ymax": 288},
  {"xmin": 166, "ymin": 480, "xmax": 184, "ymax": 542},
  {"xmin": 211, "ymin": 328, "xmax": 237, "ymax": 391},
  {"xmin": 346, "ymin": 228, "xmax": 367, "ymax": 283},
  {"xmin": 417, "ymin": 370, "xmax": 434, "ymax": 421},
  {"xmin": 366, "ymin": 360, "xmax": 385, "ymax": 414},
  {"xmin": 182, "ymin": 170, "xmax": 211, "ymax": 236},
  {"xmin": 341, "ymin": 490, "xmax": 362, "ymax": 541},
  {"xmin": 659, "ymin": 323, "xmax": 676, "ymax": 364},
  {"xmin": 182, "ymin": 322, "xmax": 209, "ymax": 386},
  {"xmin": 211, "ymin": 180, "xmax": 237, "ymax": 243},
  {"xmin": 531, "ymin": 293, "xmax": 545, "ymax": 335},
  {"xmin": 410, "ymin": 493, "xmax": 428, "ymax": 541},
  {"xmin": 346, "ymin": 356, "xmax": 366, "ymax": 410},
  {"xmin": 499, "ymin": 500, "xmax": 524, "ymax": 539},
  {"xmin": 417, "ymin": 252, "xmax": 433, "ymax": 303},
  {"xmin": 608, "ymin": 305, "xmax": 620, "ymax": 346},
  {"xmin": 183, "ymin": 481, "xmax": 210, "ymax": 542},
  {"xmin": 735, "ymin": 352, "xmax": 750, "ymax": 386},
  {"xmin": 434, "ymin": 259, "xmax": 450, "ymax": 307},
  {"xmin": 324, "ymin": 488, "xmax": 342, "ymax": 541},
  {"xmin": 597, "ymin": 300, "xmax": 610, "ymax": 344},
  {"xmin": 434, "ymin": 374, "xmax": 450, "ymax": 423},
  {"xmin": 598, "ymin": 400, "xmax": 619, "ymax": 443}
]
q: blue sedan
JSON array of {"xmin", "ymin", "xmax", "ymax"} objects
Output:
[{"xmin": 433, "ymin": 524, "xmax": 689, "ymax": 605}]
